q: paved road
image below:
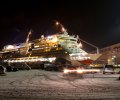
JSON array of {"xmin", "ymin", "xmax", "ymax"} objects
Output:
[{"xmin": 0, "ymin": 70, "xmax": 120, "ymax": 100}]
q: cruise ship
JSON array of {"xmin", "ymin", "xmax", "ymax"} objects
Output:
[{"xmin": 0, "ymin": 22, "xmax": 101, "ymax": 68}]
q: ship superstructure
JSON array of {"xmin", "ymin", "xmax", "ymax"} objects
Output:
[{"xmin": 1, "ymin": 31, "xmax": 89, "ymax": 61}]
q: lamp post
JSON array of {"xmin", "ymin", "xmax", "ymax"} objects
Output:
[{"xmin": 78, "ymin": 37, "xmax": 99, "ymax": 54}]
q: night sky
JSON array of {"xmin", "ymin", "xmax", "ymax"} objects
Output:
[{"xmin": 0, "ymin": 0, "xmax": 120, "ymax": 50}]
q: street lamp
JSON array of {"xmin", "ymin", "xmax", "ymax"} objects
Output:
[{"xmin": 78, "ymin": 36, "xmax": 99, "ymax": 54}]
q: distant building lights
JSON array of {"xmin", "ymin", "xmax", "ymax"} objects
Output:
[{"xmin": 113, "ymin": 56, "xmax": 116, "ymax": 58}]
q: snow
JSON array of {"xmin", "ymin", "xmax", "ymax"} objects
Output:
[{"xmin": 0, "ymin": 69, "xmax": 120, "ymax": 100}]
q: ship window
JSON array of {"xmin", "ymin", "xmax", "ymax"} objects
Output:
[{"xmin": 70, "ymin": 39, "xmax": 76, "ymax": 41}]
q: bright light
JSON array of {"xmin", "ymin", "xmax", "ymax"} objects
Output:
[
  {"xmin": 41, "ymin": 35, "xmax": 44, "ymax": 39},
  {"xmin": 112, "ymin": 56, "xmax": 116, "ymax": 58},
  {"xmin": 77, "ymin": 68, "xmax": 83, "ymax": 73},
  {"xmin": 51, "ymin": 37, "xmax": 58, "ymax": 42},
  {"xmin": 63, "ymin": 69, "xmax": 70, "ymax": 74},
  {"xmin": 56, "ymin": 22, "xmax": 59, "ymax": 25},
  {"xmin": 81, "ymin": 69, "xmax": 100, "ymax": 73},
  {"xmin": 34, "ymin": 45, "xmax": 39, "ymax": 48},
  {"xmin": 62, "ymin": 27, "xmax": 65, "ymax": 32},
  {"xmin": 5, "ymin": 45, "xmax": 15, "ymax": 50},
  {"xmin": 28, "ymin": 43, "xmax": 32, "ymax": 46},
  {"xmin": 47, "ymin": 36, "xmax": 52, "ymax": 39},
  {"xmin": 63, "ymin": 68, "xmax": 100, "ymax": 74},
  {"xmin": 4, "ymin": 57, "xmax": 56, "ymax": 63},
  {"xmin": 47, "ymin": 35, "xmax": 58, "ymax": 42}
]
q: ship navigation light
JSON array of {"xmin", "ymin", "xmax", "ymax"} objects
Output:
[
  {"xmin": 56, "ymin": 21, "xmax": 59, "ymax": 25},
  {"xmin": 56, "ymin": 21, "xmax": 67, "ymax": 32}
]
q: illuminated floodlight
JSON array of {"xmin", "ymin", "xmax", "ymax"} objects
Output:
[
  {"xmin": 76, "ymin": 68, "xmax": 83, "ymax": 74},
  {"xmin": 5, "ymin": 45, "xmax": 15, "ymax": 50},
  {"xmin": 63, "ymin": 69, "xmax": 69, "ymax": 74},
  {"xmin": 47, "ymin": 36, "xmax": 52, "ymax": 39},
  {"xmin": 56, "ymin": 21, "xmax": 59, "ymax": 25}
]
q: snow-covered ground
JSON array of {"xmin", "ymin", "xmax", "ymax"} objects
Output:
[{"xmin": 0, "ymin": 69, "xmax": 120, "ymax": 100}]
